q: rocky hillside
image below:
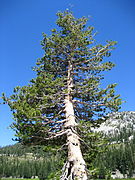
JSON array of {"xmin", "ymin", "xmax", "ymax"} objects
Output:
[
  {"xmin": 94, "ymin": 111, "xmax": 135, "ymax": 179},
  {"xmin": 95, "ymin": 111, "xmax": 135, "ymax": 135}
]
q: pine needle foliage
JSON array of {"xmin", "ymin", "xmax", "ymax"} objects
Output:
[{"xmin": 2, "ymin": 10, "xmax": 122, "ymax": 178}]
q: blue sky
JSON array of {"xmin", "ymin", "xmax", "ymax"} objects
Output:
[{"xmin": 0, "ymin": 0, "xmax": 135, "ymax": 147}]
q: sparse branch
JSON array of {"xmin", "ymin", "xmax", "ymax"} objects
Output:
[
  {"xmin": 73, "ymin": 99, "xmax": 106, "ymax": 108},
  {"xmin": 45, "ymin": 129, "xmax": 70, "ymax": 140}
]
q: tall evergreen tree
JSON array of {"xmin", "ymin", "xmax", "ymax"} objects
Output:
[{"xmin": 2, "ymin": 10, "xmax": 122, "ymax": 179}]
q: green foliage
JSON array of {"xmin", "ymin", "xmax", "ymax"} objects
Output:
[
  {"xmin": 93, "ymin": 127, "xmax": 135, "ymax": 178},
  {"xmin": 0, "ymin": 144, "xmax": 62, "ymax": 179},
  {"xmin": 2, "ymin": 10, "xmax": 122, "ymax": 145},
  {"xmin": 1, "ymin": 10, "xmax": 122, "ymax": 178},
  {"xmin": 78, "ymin": 121, "xmax": 107, "ymax": 170}
]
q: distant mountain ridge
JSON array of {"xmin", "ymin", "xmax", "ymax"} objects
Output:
[{"xmin": 95, "ymin": 111, "xmax": 135, "ymax": 135}]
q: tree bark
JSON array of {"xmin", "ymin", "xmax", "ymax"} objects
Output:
[{"xmin": 61, "ymin": 61, "xmax": 88, "ymax": 180}]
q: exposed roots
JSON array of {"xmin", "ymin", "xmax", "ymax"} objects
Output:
[{"xmin": 60, "ymin": 161, "xmax": 87, "ymax": 180}]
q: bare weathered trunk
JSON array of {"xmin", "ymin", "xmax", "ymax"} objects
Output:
[{"xmin": 61, "ymin": 61, "xmax": 87, "ymax": 180}]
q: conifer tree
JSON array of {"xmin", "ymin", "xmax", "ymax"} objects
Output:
[{"xmin": 2, "ymin": 10, "xmax": 122, "ymax": 179}]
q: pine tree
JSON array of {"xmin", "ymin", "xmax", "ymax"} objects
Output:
[{"xmin": 2, "ymin": 10, "xmax": 122, "ymax": 179}]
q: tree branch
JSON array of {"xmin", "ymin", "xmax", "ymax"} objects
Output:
[{"xmin": 45, "ymin": 129, "xmax": 70, "ymax": 140}]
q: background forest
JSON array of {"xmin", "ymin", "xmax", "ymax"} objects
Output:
[{"xmin": 0, "ymin": 120, "xmax": 135, "ymax": 179}]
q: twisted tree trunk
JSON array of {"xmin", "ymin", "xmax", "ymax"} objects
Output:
[{"xmin": 61, "ymin": 61, "xmax": 87, "ymax": 180}]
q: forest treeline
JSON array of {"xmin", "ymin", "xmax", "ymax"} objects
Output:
[
  {"xmin": 0, "ymin": 126, "xmax": 135, "ymax": 179},
  {"xmin": 94, "ymin": 126, "xmax": 135, "ymax": 178},
  {"xmin": 0, "ymin": 144, "xmax": 62, "ymax": 179}
]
